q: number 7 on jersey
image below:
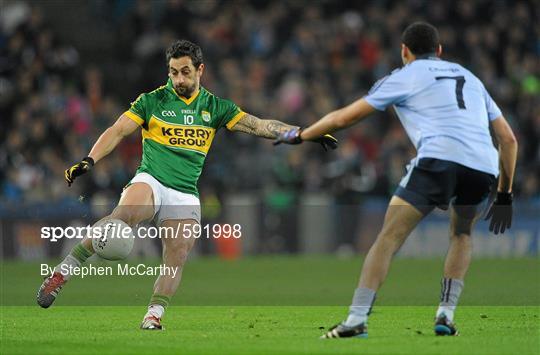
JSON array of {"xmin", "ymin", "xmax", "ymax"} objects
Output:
[{"xmin": 435, "ymin": 76, "xmax": 466, "ymax": 109}]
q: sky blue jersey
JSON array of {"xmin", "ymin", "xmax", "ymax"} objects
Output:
[{"xmin": 364, "ymin": 57, "xmax": 501, "ymax": 176}]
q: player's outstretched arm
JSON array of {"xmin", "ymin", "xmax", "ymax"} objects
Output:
[
  {"xmin": 65, "ymin": 114, "xmax": 139, "ymax": 186},
  {"xmin": 232, "ymin": 114, "xmax": 338, "ymax": 150},
  {"xmin": 484, "ymin": 115, "xmax": 518, "ymax": 234},
  {"xmin": 230, "ymin": 113, "xmax": 299, "ymax": 139},
  {"xmin": 300, "ymin": 98, "xmax": 376, "ymax": 141},
  {"xmin": 273, "ymin": 98, "xmax": 373, "ymax": 148}
]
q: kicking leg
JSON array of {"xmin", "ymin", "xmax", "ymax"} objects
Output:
[
  {"xmin": 323, "ymin": 196, "xmax": 426, "ymax": 338},
  {"xmin": 37, "ymin": 183, "xmax": 154, "ymax": 308},
  {"xmin": 141, "ymin": 219, "xmax": 197, "ymax": 330},
  {"xmin": 435, "ymin": 206, "xmax": 476, "ymax": 336}
]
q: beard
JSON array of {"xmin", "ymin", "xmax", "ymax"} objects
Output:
[{"xmin": 175, "ymin": 83, "xmax": 196, "ymax": 97}]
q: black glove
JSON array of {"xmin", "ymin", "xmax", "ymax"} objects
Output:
[
  {"xmin": 315, "ymin": 134, "xmax": 339, "ymax": 151},
  {"xmin": 273, "ymin": 128, "xmax": 338, "ymax": 151},
  {"xmin": 65, "ymin": 157, "xmax": 94, "ymax": 186},
  {"xmin": 484, "ymin": 192, "xmax": 513, "ymax": 235}
]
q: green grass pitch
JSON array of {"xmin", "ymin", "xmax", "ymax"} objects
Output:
[{"xmin": 1, "ymin": 256, "xmax": 539, "ymax": 354}]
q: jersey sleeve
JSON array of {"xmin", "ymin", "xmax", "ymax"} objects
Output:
[
  {"xmin": 124, "ymin": 93, "xmax": 149, "ymax": 126},
  {"xmin": 482, "ymin": 86, "xmax": 502, "ymax": 121},
  {"xmin": 213, "ymin": 97, "xmax": 245, "ymax": 130},
  {"xmin": 364, "ymin": 69, "xmax": 413, "ymax": 111}
]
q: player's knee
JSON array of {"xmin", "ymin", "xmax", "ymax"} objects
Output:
[
  {"xmin": 376, "ymin": 227, "xmax": 409, "ymax": 245},
  {"xmin": 109, "ymin": 212, "xmax": 134, "ymax": 226},
  {"xmin": 163, "ymin": 242, "xmax": 192, "ymax": 265},
  {"xmin": 110, "ymin": 208, "xmax": 141, "ymax": 227},
  {"xmin": 451, "ymin": 221, "xmax": 474, "ymax": 236},
  {"xmin": 372, "ymin": 233, "xmax": 402, "ymax": 254},
  {"xmin": 450, "ymin": 232, "xmax": 471, "ymax": 242},
  {"xmin": 165, "ymin": 248, "xmax": 190, "ymax": 266}
]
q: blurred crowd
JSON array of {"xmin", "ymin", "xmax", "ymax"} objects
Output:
[{"xmin": 1, "ymin": 0, "xmax": 539, "ymax": 210}]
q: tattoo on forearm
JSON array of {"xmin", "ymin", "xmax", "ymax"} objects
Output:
[{"xmin": 232, "ymin": 114, "xmax": 297, "ymax": 139}]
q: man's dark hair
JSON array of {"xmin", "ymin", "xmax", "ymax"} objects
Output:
[
  {"xmin": 166, "ymin": 40, "xmax": 203, "ymax": 68},
  {"xmin": 401, "ymin": 22, "xmax": 439, "ymax": 56}
]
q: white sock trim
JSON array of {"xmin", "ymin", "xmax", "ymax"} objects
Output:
[
  {"xmin": 344, "ymin": 313, "xmax": 367, "ymax": 327},
  {"xmin": 53, "ymin": 255, "xmax": 81, "ymax": 280},
  {"xmin": 436, "ymin": 305, "xmax": 455, "ymax": 321}
]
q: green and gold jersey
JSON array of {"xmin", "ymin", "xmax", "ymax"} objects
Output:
[{"xmin": 124, "ymin": 79, "xmax": 245, "ymax": 196}]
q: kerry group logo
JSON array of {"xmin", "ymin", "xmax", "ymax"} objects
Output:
[
  {"xmin": 160, "ymin": 126, "xmax": 212, "ymax": 145},
  {"xmin": 143, "ymin": 116, "xmax": 216, "ymax": 155},
  {"xmin": 162, "ymin": 110, "xmax": 177, "ymax": 117}
]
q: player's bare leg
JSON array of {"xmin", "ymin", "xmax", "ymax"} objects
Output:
[
  {"xmin": 141, "ymin": 218, "xmax": 197, "ymax": 330},
  {"xmin": 435, "ymin": 206, "xmax": 476, "ymax": 336},
  {"xmin": 37, "ymin": 183, "xmax": 154, "ymax": 308},
  {"xmin": 322, "ymin": 196, "xmax": 425, "ymax": 338},
  {"xmin": 444, "ymin": 207, "xmax": 476, "ymax": 279},
  {"xmin": 358, "ymin": 196, "xmax": 425, "ymax": 290}
]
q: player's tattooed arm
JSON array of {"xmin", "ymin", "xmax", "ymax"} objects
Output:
[{"xmin": 231, "ymin": 114, "xmax": 298, "ymax": 139}]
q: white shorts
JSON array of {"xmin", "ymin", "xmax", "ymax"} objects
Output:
[{"xmin": 127, "ymin": 172, "xmax": 201, "ymax": 224}]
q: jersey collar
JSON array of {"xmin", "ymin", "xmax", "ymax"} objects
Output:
[
  {"xmin": 415, "ymin": 53, "xmax": 440, "ymax": 60},
  {"xmin": 166, "ymin": 79, "xmax": 200, "ymax": 105}
]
